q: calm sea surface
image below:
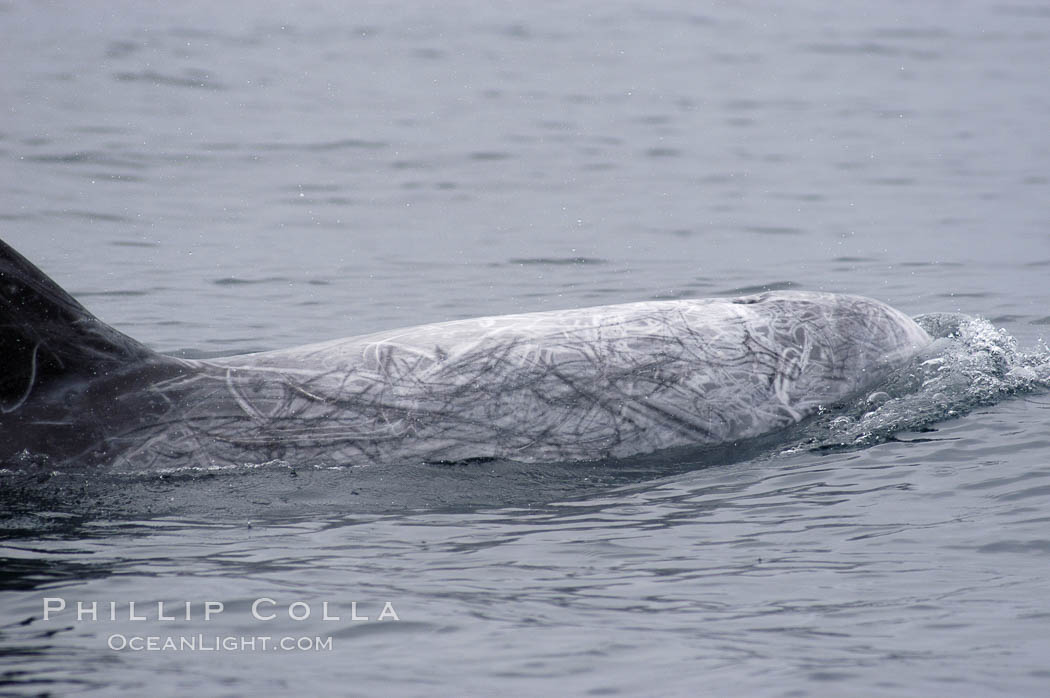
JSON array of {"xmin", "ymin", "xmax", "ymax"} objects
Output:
[{"xmin": 2, "ymin": 1, "xmax": 1050, "ymax": 695}]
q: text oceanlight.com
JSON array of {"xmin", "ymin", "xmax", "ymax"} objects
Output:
[{"xmin": 107, "ymin": 634, "xmax": 333, "ymax": 652}]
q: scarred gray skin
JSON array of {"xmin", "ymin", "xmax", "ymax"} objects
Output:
[
  {"xmin": 11, "ymin": 291, "xmax": 929, "ymax": 471},
  {"xmin": 0, "ymin": 236, "xmax": 930, "ymax": 470}
]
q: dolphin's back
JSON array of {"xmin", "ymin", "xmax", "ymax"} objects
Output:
[{"xmin": 158, "ymin": 292, "xmax": 929, "ymax": 467}]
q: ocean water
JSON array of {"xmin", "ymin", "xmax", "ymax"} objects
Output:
[{"xmin": 2, "ymin": 1, "xmax": 1050, "ymax": 695}]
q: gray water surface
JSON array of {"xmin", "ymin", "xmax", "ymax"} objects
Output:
[{"xmin": 2, "ymin": 1, "xmax": 1050, "ymax": 696}]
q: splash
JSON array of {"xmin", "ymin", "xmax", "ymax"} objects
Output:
[{"xmin": 788, "ymin": 314, "xmax": 1050, "ymax": 452}]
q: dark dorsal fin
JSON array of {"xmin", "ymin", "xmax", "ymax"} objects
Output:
[{"xmin": 0, "ymin": 238, "xmax": 157, "ymax": 411}]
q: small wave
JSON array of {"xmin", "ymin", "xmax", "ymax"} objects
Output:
[
  {"xmin": 508, "ymin": 257, "xmax": 609, "ymax": 266},
  {"xmin": 645, "ymin": 147, "xmax": 681, "ymax": 158},
  {"xmin": 257, "ymin": 139, "xmax": 387, "ymax": 152},
  {"xmin": 720, "ymin": 281, "xmax": 800, "ymax": 295},
  {"xmin": 213, "ymin": 276, "xmax": 291, "ymax": 286},
  {"xmin": 788, "ymin": 315, "xmax": 1050, "ymax": 453},
  {"xmin": 110, "ymin": 239, "xmax": 159, "ymax": 248},
  {"xmin": 113, "ymin": 458, "xmax": 295, "ymax": 477},
  {"xmin": 75, "ymin": 290, "xmax": 149, "ymax": 298},
  {"xmin": 806, "ymin": 42, "xmax": 901, "ymax": 56},
  {"xmin": 113, "ymin": 70, "xmax": 225, "ymax": 90},
  {"xmin": 742, "ymin": 226, "xmax": 804, "ymax": 235},
  {"xmin": 45, "ymin": 209, "xmax": 134, "ymax": 223},
  {"xmin": 25, "ymin": 151, "xmax": 147, "ymax": 169},
  {"xmin": 469, "ymin": 151, "xmax": 513, "ymax": 161}
]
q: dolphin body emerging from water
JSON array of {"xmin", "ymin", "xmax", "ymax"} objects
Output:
[{"xmin": 0, "ymin": 239, "xmax": 931, "ymax": 471}]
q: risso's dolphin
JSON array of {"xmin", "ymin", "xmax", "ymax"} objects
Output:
[{"xmin": 0, "ymin": 239, "xmax": 931, "ymax": 471}]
